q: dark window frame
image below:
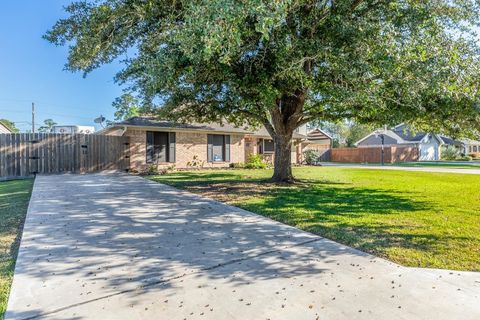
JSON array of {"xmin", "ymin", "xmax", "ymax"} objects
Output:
[
  {"xmin": 262, "ymin": 139, "xmax": 275, "ymax": 154},
  {"xmin": 146, "ymin": 131, "xmax": 175, "ymax": 163},
  {"xmin": 207, "ymin": 134, "xmax": 231, "ymax": 162}
]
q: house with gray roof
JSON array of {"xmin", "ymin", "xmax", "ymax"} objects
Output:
[
  {"xmin": 99, "ymin": 117, "xmax": 310, "ymax": 171},
  {"xmin": 355, "ymin": 124, "xmax": 470, "ymax": 161}
]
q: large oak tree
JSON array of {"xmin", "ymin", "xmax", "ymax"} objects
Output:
[{"xmin": 46, "ymin": 0, "xmax": 480, "ymax": 182}]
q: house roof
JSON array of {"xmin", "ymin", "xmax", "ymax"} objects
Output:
[
  {"xmin": 102, "ymin": 117, "xmax": 307, "ymax": 139},
  {"xmin": 248, "ymin": 125, "xmax": 307, "ymax": 139},
  {"xmin": 113, "ymin": 117, "xmax": 252, "ymax": 134},
  {"xmin": 438, "ymin": 136, "xmax": 463, "ymax": 146},
  {"xmin": 0, "ymin": 121, "xmax": 13, "ymax": 133},
  {"xmin": 356, "ymin": 123, "xmax": 465, "ymax": 147},
  {"xmin": 307, "ymin": 128, "xmax": 333, "ymax": 141}
]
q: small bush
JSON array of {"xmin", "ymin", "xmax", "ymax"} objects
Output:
[
  {"xmin": 245, "ymin": 154, "xmax": 268, "ymax": 169},
  {"xmin": 230, "ymin": 162, "xmax": 245, "ymax": 168},
  {"xmin": 303, "ymin": 149, "xmax": 320, "ymax": 165},
  {"xmin": 143, "ymin": 165, "xmax": 170, "ymax": 175},
  {"xmin": 458, "ymin": 155, "xmax": 472, "ymax": 161},
  {"xmin": 146, "ymin": 164, "xmax": 159, "ymax": 175},
  {"xmin": 468, "ymin": 153, "xmax": 479, "ymax": 159},
  {"xmin": 186, "ymin": 155, "xmax": 205, "ymax": 169},
  {"xmin": 441, "ymin": 146, "xmax": 459, "ymax": 160}
]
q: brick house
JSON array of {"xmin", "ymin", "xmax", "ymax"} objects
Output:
[{"xmin": 99, "ymin": 117, "xmax": 310, "ymax": 172}]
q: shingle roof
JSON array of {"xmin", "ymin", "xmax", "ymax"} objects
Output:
[
  {"xmin": 115, "ymin": 117, "xmax": 252, "ymax": 134},
  {"xmin": 110, "ymin": 117, "xmax": 307, "ymax": 139},
  {"xmin": 249, "ymin": 125, "xmax": 307, "ymax": 139},
  {"xmin": 392, "ymin": 124, "xmax": 426, "ymax": 142},
  {"xmin": 307, "ymin": 129, "xmax": 332, "ymax": 141},
  {"xmin": 439, "ymin": 136, "xmax": 463, "ymax": 146},
  {"xmin": 392, "ymin": 124, "xmax": 464, "ymax": 145}
]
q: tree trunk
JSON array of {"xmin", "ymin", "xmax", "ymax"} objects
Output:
[
  {"xmin": 271, "ymin": 133, "xmax": 294, "ymax": 183},
  {"xmin": 267, "ymin": 91, "xmax": 307, "ymax": 183}
]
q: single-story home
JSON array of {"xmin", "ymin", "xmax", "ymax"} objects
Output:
[
  {"xmin": 355, "ymin": 124, "xmax": 472, "ymax": 161},
  {"xmin": 301, "ymin": 128, "xmax": 333, "ymax": 161},
  {"xmin": 0, "ymin": 121, "xmax": 13, "ymax": 133},
  {"xmin": 99, "ymin": 117, "xmax": 315, "ymax": 171},
  {"xmin": 303, "ymin": 128, "xmax": 332, "ymax": 151},
  {"xmin": 462, "ymin": 139, "xmax": 480, "ymax": 157}
]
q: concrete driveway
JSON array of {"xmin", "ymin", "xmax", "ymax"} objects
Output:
[{"xmin": 6, "ymin": 173, "xmax": 480, "ymax": 320}]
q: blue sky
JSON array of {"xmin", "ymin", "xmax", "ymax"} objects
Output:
[{"xmin": 0, "ymin": 1, "xmax": 125, "ymax": 132}]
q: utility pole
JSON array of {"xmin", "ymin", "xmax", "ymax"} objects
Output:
[{"xmin": 32, "ymin": 102, "xmax": 35, "ymax": 133}]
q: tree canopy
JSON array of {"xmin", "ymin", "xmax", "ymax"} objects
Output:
[
  {"xmin": 46, "ymin": 0, "xmax": 480, "ymax": 181},
  {"xmin": 38, "ymin": 118, "xmax": 58, "ymax": 133},
  {"xmin": 112, "ymin": 93, "xmax": 149, "ymax": 121},
  {"xmin": 313, "ymin": 120, "xmax": 373, "ymax": 147}
]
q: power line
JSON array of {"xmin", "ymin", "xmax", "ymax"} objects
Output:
[{"xmin": 0, "ymin": 108, "xmax": 102, "ymax": 121}]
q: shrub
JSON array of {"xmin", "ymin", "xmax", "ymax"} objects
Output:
[
  {"xmin": 441, "ymin": 146, "xmax": 459, "ymax": 160},
  {"xmin": 245, "ymin": 154, "xmax": 268, "ymax": 169},
  {"xmin": 458, "ymin": 155, "xmax": 472, "ymax": 161},
  {"xmin": 303, "ymin": 149, "xmax": 320, "ymax": 165},
  {"xmin": 230, "ymin": 162, "xmax": 245, "ymax": 168},
  {"xmin": 186, "ymin": 155, "xmax": 205, "ymax": 169},
  {"xmin": 143, "ymin": 164, "xmax": 171, "ymax": 175},
  {"xmin": 146, "ymin": 164, "xmax": 159, "ymax": 175}
]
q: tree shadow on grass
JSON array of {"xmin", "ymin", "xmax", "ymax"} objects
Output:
[{"xmin": 157, "ymin": 174, "xmax": 473, "ymax": 269}]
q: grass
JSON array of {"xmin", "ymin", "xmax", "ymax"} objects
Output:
[
  {"xmin": 0, "ymin": 179, "xmax": 33, "ymax": 319},
  {"xmin": 148, "ymin": 167, "xmax": 480, "ymax": 271}
]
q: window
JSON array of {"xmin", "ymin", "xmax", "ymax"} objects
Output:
[
  {"xmin": 263, "ymin": 139, "xmax": 274, "ymax": 153},
  {"xmin": 258, "ymin": 139, "xmax": 274, "ymax": 154},
  {"xmin": 146, "ymin": 131, "xmax": 176, "ymax": 163},
  {"xmin": 207, "ymin": 134, "xmax": 230, "ymax": 162},
  {"xmin": 474, "ymin": 146, "xmax": 478, "ymax": 153}
]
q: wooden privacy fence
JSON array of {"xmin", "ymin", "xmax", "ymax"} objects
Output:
[
  {"xmin": 331, "ymin": 146, "xmax": 419, "ymax": 163},
  {"xmin": 0, "ymin": 133, "xmax": 130, "ymax": 179}
]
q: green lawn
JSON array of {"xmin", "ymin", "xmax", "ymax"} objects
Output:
[
  {"xmin": 0, "ymin": 179, "xmax": 33, "ymax": 319},
  {"xmin": 149, "ymin": 167, "xmax": 480, "ymax": 271}
]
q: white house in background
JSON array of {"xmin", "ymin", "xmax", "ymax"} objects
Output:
[
  {"xmin": 0, "ymin": 121, "xmax": 13, "ymax": 133},
  {"xmin": 51, "ymin": 125, "xmax": 95, "ymax": 134},
  {"xmin": 355, "ymin": 124, "xmax": 465, "ymax": 161},
  {"xmin": 462, "ymin": 139, "xmax": 480, "ymax": 156}
]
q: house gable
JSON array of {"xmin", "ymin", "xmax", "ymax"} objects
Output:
[
  {"xmin": 356, "ymin": 132, "xmax": 400, "ymax": 147},
  {"xmin": 0, "ymin": 122, "xmax": 13, "ymax": 133}
]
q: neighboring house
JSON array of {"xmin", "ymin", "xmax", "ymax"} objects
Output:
[
  {"xmin": 301, "ymin": 128, "xmax": 333, "ymax": 162},
  {"xmin": 99, "ymin": 117, "xmax": 309, "ymax": 171},
  {"xmin": 0, "ymin": 121, "xmax": 13, "ymax": 133},
  {"xmin": 355, "ymin": 124, "xmax": 466, "ymax": 161},
  {"xmin": 462, "ymin": 139, "xmax": 480, "ymax": 157},
  {"xmin": 303, "ymin": 128, "xmax": 332, "ymax": 152}
]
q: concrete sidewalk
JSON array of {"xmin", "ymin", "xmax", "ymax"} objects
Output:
[
  {"xmin": 6, "ymin": 173, "xmax": 480, "ymax": 320},
  {"xmin": 321, "ymin": 163, "xmax": 480, "ymax": 175}
]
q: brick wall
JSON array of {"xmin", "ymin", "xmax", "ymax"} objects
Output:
[{"xmin": 122, "ymin": 129, "xmax": 245, "ymax": 171}]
